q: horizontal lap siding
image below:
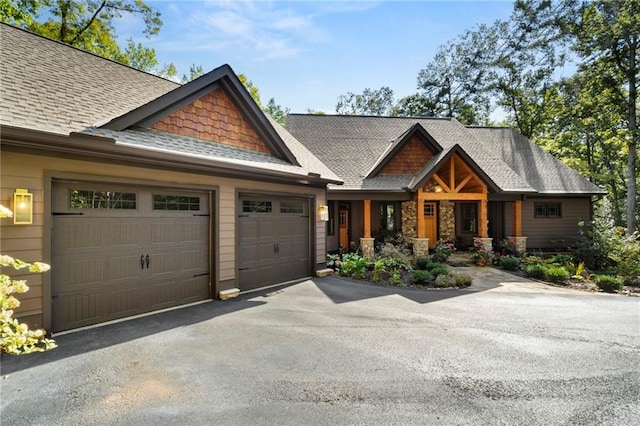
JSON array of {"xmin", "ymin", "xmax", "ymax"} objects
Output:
[
  {"xmin": 505, "ymin": 197, "xmax": 591, "ymax": 249},
  {"xmin": 1, "ymin": 151, "xmax": 326, "ymax": 324}
]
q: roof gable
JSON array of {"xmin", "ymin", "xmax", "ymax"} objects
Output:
[
  {"xmin": 367, "ymin": 123, "xmax": 442, "ymax": 178},
  {"xmin": 102, "ymin": 64, "xmax": 299, "ymax": 165},
  {"xmin": 409, "ymin": 144, "xmax": 501, "ymax": 193}
]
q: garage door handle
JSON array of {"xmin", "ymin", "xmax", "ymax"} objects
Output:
[
  {"xmin": 140, "ymin": 255, "xmax": 145, "ymax": 269},
  {"xmin": 145, "ymin": 254, "xmax": 150, "ymax": 269}
]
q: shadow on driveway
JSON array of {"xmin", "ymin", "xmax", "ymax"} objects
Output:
[{"xmin": 1, "ymin": 296, "xmax": 267, "ymax": 375}]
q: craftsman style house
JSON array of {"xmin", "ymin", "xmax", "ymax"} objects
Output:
[
  {"xmin": 286, "ymin": 114, "xmax": 605, "ymax": 256},
  {"xmin": 0, "ymin": 23, "xmax": 340, "ymax": 333}
]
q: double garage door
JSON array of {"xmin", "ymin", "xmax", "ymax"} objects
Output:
[
  {"xmin": 51, "ymin": 182, "xmax": 211, "ymax": 332},
  {"xmin": 51, "ymin": 184, "xmax": 312, "ymax": 332}
]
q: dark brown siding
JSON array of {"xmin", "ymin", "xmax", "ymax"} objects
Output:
[{"xmin": 505, "ymin": 197, "xmax": 592, "ymax": 249}]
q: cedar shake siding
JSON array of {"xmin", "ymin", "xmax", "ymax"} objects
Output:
[
  {"xmin": 152, "ymin": 88, "xmax": 271, "ymax": 154},
  {"xmin": 380, "ymin": 136, "xmax": 435, "ymax": 175}
]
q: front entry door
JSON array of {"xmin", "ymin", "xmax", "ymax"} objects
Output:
[
  {"xmin": 339, "ymin": 208, "xmax": 349, "ymax": 249},
  {"xmin": 423, "ymin": 201, "xmax": 438, "ymax": 248}
]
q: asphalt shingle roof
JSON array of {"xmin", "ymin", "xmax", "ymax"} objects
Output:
[
  {"xmin": 286, "ymin": 114, "xmax": 603, "ymax": 195},
  {"xmin": 0, "ymin": 23, "xmax": 339, "ymax": 183}
]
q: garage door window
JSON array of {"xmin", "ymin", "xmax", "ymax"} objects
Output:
[
  {"xmin": 280, "ymin": 201, "xmax": 304, "ymax": 214},
  {"xmin": 70, "ymin": 190, "xmax": 136, "ymax": 209},
  {"xmin": 242, "ymin": 200, "xmax": 272, "ymax": 213},
  {"xmin": 153, "ymin": 195, "xmax": 200, "ymax": 211}
]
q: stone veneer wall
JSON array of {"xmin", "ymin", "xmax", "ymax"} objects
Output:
[
  {"xmin": 440, "ymin": 201, "xmax": 455, "ymax": 242},
  {"xmin": 401, "ymin": 200, "xmax": 417, "ymax": 239}
]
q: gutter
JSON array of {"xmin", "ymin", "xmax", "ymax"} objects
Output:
[{"xmin": 0, "ymin": 125, "xmax": 342, "ymax": 187}]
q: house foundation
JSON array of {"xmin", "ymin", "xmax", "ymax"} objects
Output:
[{"xmin": 413, "ymin": 238, "xmax": 429, "ymax": 258}]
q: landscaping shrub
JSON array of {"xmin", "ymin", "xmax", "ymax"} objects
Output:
[
  {"xmin": 500, "ymin": 256, "xmax": 521, "ymax": 271},
  {"xmin": 497, "ymin": 238, "xmax": 522, "ymax": 257},
  {"xmin": 377, "ymin": 242, "xmax": 412, "ymax": 270},
  {"xmin": 453, "ymin": 273, "xmax": 473, "ymax": 288},
  {"xmin": 411, "ymin": 270, "xmax": 433, "ymax": 285},
  {"xmin": 341, "ymin": 253, "xmax": 367, "ymax": 279},
  {"xmin": 428, "ymin": 265, "xmax": 449, "ymax": 278},
  {"xmin": 524, "ymin": 264, "xmax": 548, "ymax": 280},
  {"xmin": 434, "ymin": 274, "xmax": 457, "ymax": 288},
  {"xmin": 593, "ymin": 275, "xmax": 623, "ymax": 293},
  {"xmin": 431, "ymin": 239, "xmax": 455, "ymax": 263},
  {"xmin": 415, "ymin": 257, "xmax": 430, "ymax": 270},
  {"xmin": 545, "ymin": 266, "xmax": 571, "ymax": 283}
]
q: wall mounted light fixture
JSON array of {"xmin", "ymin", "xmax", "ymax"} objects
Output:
[
  {"xmin": 318, "ymin": 205, "xmax": 329, "ymax": 222},
  {"xmin": 13, "ymin": 189, "xmax": 33, "ymax": 225}
]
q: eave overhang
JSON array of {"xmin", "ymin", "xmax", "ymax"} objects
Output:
[{"xmin": 0, "ymin": 125, "xmax": 340, "ymax": 187}]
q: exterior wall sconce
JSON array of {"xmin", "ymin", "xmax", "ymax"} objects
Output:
[
  {"xmin": 318, "ymin": 205, "xmax": 329, "ymax": 222},
  {"xmin": 13, "ymin": 189, "xmax": 33, "ymax": 225}
]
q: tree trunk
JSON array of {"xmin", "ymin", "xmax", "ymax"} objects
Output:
[{"xmin": 626, "ymin": 41, "xmax": 637, "ymax": 235}]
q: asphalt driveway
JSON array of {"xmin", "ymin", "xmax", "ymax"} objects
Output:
[{"xmin": 2, "ymin": 271, "xmax": 639, "ymax": 425}]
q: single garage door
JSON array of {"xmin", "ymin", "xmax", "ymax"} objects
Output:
[
  {"xmin": 238, "ymin": 195, "xmax": 310, "ymax": 291},
  {"xmin": 51, "ymin": 182, "xmax": 211, "ymax": 332}
]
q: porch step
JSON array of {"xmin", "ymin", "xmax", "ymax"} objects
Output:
[{"xmin": 316, "ymin": 268, "xmax": 334, "ymax": 277}]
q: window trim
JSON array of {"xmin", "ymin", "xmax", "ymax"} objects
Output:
[{"xmin": 534, "ymin": 202, "xmax": 562, "ymax": 218}]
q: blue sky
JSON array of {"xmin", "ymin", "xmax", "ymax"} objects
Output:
[{"xmin": 117, "ymin": 1, "xmax": 515, "ymax": 114}]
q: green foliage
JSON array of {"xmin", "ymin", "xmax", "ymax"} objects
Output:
[
  {"xmin": 390, "ymin": 270, "xmax": 403, "ymax": 286},
  {"xmin": 469, "ymin": 239, "xmax": 492, "ymax": 262},
  {"xmin": 452, "ymin": 273, "xmax": 473, "ymax": 288},
  {"xmin": 431, "ymin": 239, "xmax": 455, "ymax": 263},
  {"xmin": 434, "ymin": 274, "xmax": 457, "ymax": 288},
  {"xmin": 592, "ymin": 275, "xmax": 623, "ymax": 293},
  {"xmin": 1, "ymin": 0, "xmax": 175, "ymax": 77},
  {"xmin": 497, "ymin": 238, "xmax": 522, "ymax": 257},
  {"xmin": 335, "ymin": 86, "xmax": 396, "ymax": 116},
  {"xmin": 372, "ymin": 260, "xmax": 385, "ymax": 283},
  {"xmin": 340, "ymin": 253, "xmax": 367, "ymax": 280},
  {"xmin": 524, "ymin": 263, "xmax": 548, "ymax": 280},
  {"xmin": 415, "ymin": 257, "xmax": 431, "ymax": 271},
  {"xmin": 499, "ymin": 256, "xmax": 521, "ymax": 271},
  {"xmin": 377, "ymin": 242, "xmax": 412, "ymax": 270},
  {"xmin": 1, "ymin": 204, "xmax": 56, "ymax": 355},
  {"xmin": 181, "ymin": 64, "xmax": 205, "ymax": 83},
  {"xmin": 428, "ymin": 265, "xmax": 449, "ymax": 278},
  {"xmin": 326, "ymin": 254, "xmax": 341, "ymax": 271},
  {"xmin": 264, "ymin": 98, "xmax": 290, "ymax": 126},
  {"xmin": 411, "ymin": 270, "xmax": 433, "ymax": 285},
  {"xmin": 545, "ymin": 266, "xmax": 571, "ymax": 284}
]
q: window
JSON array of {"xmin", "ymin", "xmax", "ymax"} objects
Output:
[
  {"xmin": 71, "ymin": 190, "xmax": 136, "ymax": 209},
  {"xmin": 380, "ymin": 202, "xmax": 396, "ymax": 231},
  {"xmin": 242, "ymin": 200, "xmax": 272, "ymax": 213},
  {"xmin": 153, "ymin": 195, "xmax": 200, "ymax": 211},
  {"xmin": 534, "ymin": 202, "xmax": 562, "ymax": 218},
  {"xmin": 280, "ymin": 201, "xmax": 304, "ymax": 214}
]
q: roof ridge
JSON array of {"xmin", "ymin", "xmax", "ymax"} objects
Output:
[
  {"xmin": 0, "ymin": 22, "xmax": 179, "ymax": 86},
  {"xmin": 287, "ymin": 113, "xmax": 453, "ymax": 121}
]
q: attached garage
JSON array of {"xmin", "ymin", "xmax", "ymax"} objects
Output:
[
  {"xmin": 238, "ymin": 195, "xmax": 311, "ymax": 291},
  {"xmin": 51, "ymin": 181, "xmax": 211, "ymax": 332}
]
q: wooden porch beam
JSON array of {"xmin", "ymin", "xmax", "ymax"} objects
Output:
[
  {"xmin": 422, "ymin": 192, "xmax": 487, "ymax": 201},
  {"xmin": 417, "ymin": 198, "xmax": 425, "ymax": 238},
  {"xmin": 364, "ymin": 199, "xmax": 371, "ymax": 238},
  {"xmin": 513, "ymin": 199, "xmax": 522, "ymax": 237},
  {"xmin": 432, "ymin": 174, "xmax": 452, "ymax": 193},
  {"xmin": 450, "ymin": 157, "xmax": 455, "ymax": 190},
  {"xmin": 479, "ymin": 198, "xmax": 488, "ymax": 238},
  {"xmin": 454, "ymin": 174, "xmax": 473, "ymax": 193}
]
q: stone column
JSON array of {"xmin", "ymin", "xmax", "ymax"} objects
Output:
[
  {"xmin": 360, "ymin": 237, "xmax": 375, "ymax": 259},
  {"xmin": 439, "ymin": 201, "xmax": 455, "ymax": 241},
  {"xmin": 507, "ymin": 236, "xmax": 527, "ymax": 254},
  {"xmin": 413, "ymin": 238, "xmax": 429, "ymax": 258},
  {"xmin": 474, "ymin": 237, "xmax": 493, "ymax": 252}
]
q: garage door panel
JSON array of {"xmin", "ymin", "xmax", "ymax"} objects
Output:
[
  {"xmin": 238, "ymin": 197, "xmax": 310, "ymax": 291},
  {"xmin": 52, "ymin": 182, "xmax": 211, "ymax": 332}
]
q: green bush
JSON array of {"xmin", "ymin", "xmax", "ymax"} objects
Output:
[
  {"xmin": 545, "ymin": 266, "xmax": 571, "ymax": 283},
  {"xmin": 411, "ymin": 270, "xmax": 433, "ymax": 285},
  {"xmin": 452, "ymin": 273, "xmax": 473, "ymax": 288},
  {"xmin": 341, "ymin": 253, "xmax": 367, "ymax": 279},
  {"xmin": 524, "ymin": 264, "xmax": 548, "ymax": 280},
  {"xmin": 429, "ymin": 265, "xmax": 449, "ymax": 278},
  {"xmin": 500, "ymin": 256, "xmax": 521, "ymax": 271},
  {"xmin": 431, "ymin": 239, "xmax": 455, "ymax": 263},
  {"xmin": 377, "ymin": 242, "xmax": 412, "ymax": 270},
  {"xmin": 415, "ymin": 257, "xmax": 430, "ymax": 270},
  {"xmin": 434, "ymin": 274, "xmax": 457, "ymax": 288},
  {"xmin": 593, "ymin": 275, "xmax": 623, "ymax": 293}
]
